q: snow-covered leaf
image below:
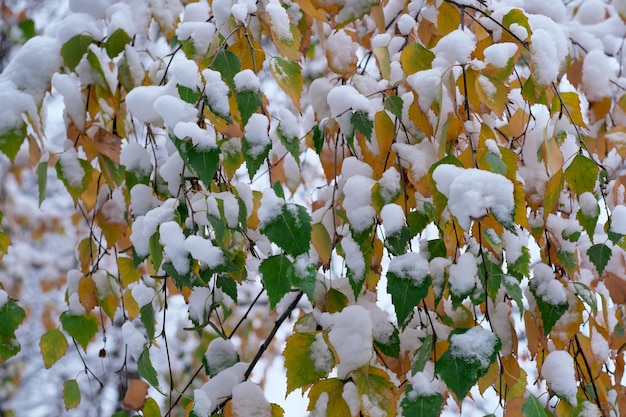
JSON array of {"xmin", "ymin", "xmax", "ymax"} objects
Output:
[
  {"xmin": 270, "ymin": 57, "xmax": 303, "ymax": 111},
  {"xmin": 61, "ymin": 34, "xmax": 92, "ymax": 71},
  {"xmin": 284, "ymin": 332, "xmax": 334, "ymax": 394},
  {"xmin": 260, "ymin": 204, "xmax": 312, "ymax": 257}
]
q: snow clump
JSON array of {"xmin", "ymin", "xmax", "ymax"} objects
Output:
[{"xmin": 542, "ymin": 350, "xmax": 577, "ymax": 405}]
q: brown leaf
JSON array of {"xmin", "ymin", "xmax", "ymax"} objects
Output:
[
  {"xmin": 123, "ymin": 379, "xmax": 149, "ymax": 411},
  {"xmin": 92, "ymin": 127, "xmax": 121, "ymax": 164}
]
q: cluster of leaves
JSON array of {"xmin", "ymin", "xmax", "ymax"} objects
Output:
[{"xmin": 2, "ymin": 0, "xmax": 626, "ymax": 416}]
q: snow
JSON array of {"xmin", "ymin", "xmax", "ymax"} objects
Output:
[
  {"xmin": 159, "ymin": 151, "xmax": 184, "ymax": 197},
  {"xmin": 541, "ymin": 350, "xmax": 577, "ymax": 405},
  {"xmin": 131, "ymin": 283, "xmax": 155, "ymax": 307},
  {"xmin": 408, "ymin": 372, "xmax": 436, "ymax": 398},
  {"xmin": 177, "ymin": 21, "xmax": 217, "ymax": 56},
  {"xmin": 478, "ymin": 75, "xmax": 497, "ymax": 99},
  {"xmin": 310, "ymin": 333, "xmax": 333, "ymax": 373},
  {"xmin": 342, "ymin": 382, "xmax": 360, "ymax": 416},
  {"xmin": 327, "ymin": 85, "xmax": 370, "ymax": 117},
  {"xmin": 610, "ymin": 205, "xmax": 626, "ymax": 234},
  {"xmin": 154, "ymin": 95, "xmax": 198, "ymax": 128},
  {"xmin": 231, "ymin": 381, "xmax": 271, "ymax": 417},
  {"xmin": 206, "ymin": 338, "xmax": 239, "ymax": 376},
  {"xmin": 393, "ymin": 141, "xmax": 437, "ymax": 182},
  {"xmin": 277, "ymin": 108, "xmax": 300, "ymax": 140},
  {"xmin": 0, "ymin": 82, "xmax": 37, "ymax": 135},
  {"xmin": 159, "ymin": 221, "xmax": 190, "ymax": 275},
  {"xmin": 234, "ymin": 69, "xmax": 261, "ymax": 92},
  {"xmin": 326, "ymin": 30, "xmax": 358, "ymax": 74},
  {"xmin": 449, "ymin": 326, "xmax": 498, "ymax": 368},
  {"xmin": 341, "ymin": 156, "xmax": 373, "ymax": 179},
  {"xmin": 432, "ymin": 164, "xmax": 515, "ymax": 231},
  {"xmin": 406, "ymin": 69, "xmax": 442, "ymax": 112},
  {"xmin": 530, "ymin": 263, "xmax": 567, "ymax": 305},
  {"xmin": 174, "ymin": 122, "xmax": 217, "ymax": 150},
  {"xmin": 591, "ymin": 326, "xmax": 609, "ymax": 362},
  {"xmin": 342, "ymin": 175, "xmax": 376, "ymax": 233},
  {"xmin": 184, "ymin": 235, "xmax": 224, "ymax": 269},
  {"xmin": 267, "ymin": 0, "xmax": 293, "ymax": 41},
  {"xmin": 125, "ymin": 83, "xmax": 176, "ymax": 125},
  {"xmin": 188, "ymin": 287, "xmax": 212, "ymax": 322},
  {"xmin": 378, "ymin": 167, "xmax": 401, "ymax": 203},
  {"xmin": 528, "ymin": 14, "xmax": 568, "ymax": 85},
  {"xmin": 397, "ymin": 14, "xmax": 416, "ymax": 36},
  {"xmin": 51, "ymin": 73, "xmax": 86, "ymax": 132},
  {"xmin": 244, "ymin": 113, "xmax": 271, "ymax": 158},
  {"xmin": 582, "ymin": 49, "xmax": 613, "ymax": 101},
  {"xmin": 579, "ymin": 192, "xmax": 598, "ymax": 218},
  {"xmin": 502, "ymin": 228, "xmax": 526, "ymax": 264},
  {"xmin": 257, "ymin": 188, "xmax": 284, "ymax": 227},
  {"xmin": 202, "ymin": 69, "xmax": 231, "ymax": 117},
  {"xmin": 194, "ymin": 362, "xmax": 248, "ymax": 415},
  {"xmin": 448, "ymin": 252, "xmax": 477, "ymax": 297},
  {"xmin": 58, "ymin": 147, "xmax": 85, "ymax": 189},
  {"xmin": 381, "ymin": 204, "xmax": 405, "ymax": 236},
  {"xmin": 432, "ymin": 29, "xmax": 476, "ymax": 69},
  {"xmin": 0, "ymin": 289, "xmax": 7, "ymax": 308},
  {"xmin": 483, "ymin": 42, "xmax": 518, "ymax": 68},
  {"xmin": 388, "ymin": 252, "xmax": 429, "ymax": 286},
  {"xmin": 121, "ymin": 321, "xmax": 146, "ymax": 361},
  {"xmin": 341, "ymin": 234, "xmax": 366, "ymax": 282},
  {"xmin": 323, "ymin": 305, "xmax": 373, "ymax": 379},
  {"xmin": 207, "ymin": 192, "xmax": 240, "ymax": 229},
  {"xmin": 171, "ymin": 59, "xmax": 201, "ymax": 89}
]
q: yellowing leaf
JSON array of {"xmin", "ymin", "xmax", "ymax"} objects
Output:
[
  {"xmin": 143, "ymin": 397, "xmax": 162, "ymax": 417},
  {"xmin": 552, "ymin": 91, "xmax": 586, "ymax": 128},
  {"xmin": 230, "ymin": 35, "xmax": 266, "ymax": 73},
  {"xmin": 437, "ymin": 1, "xmax": 461, "ymax": 36},
  {"xmin": 308, "ymin": 379, "xmax": 352, "ymax": 417},
  {"xmin": 64, "ymin": 379, "xmax": 81, "ymax": 410},
  {"xmin": 118, "ymin": 257, "xmax": 141, "ymax": 286},
  {"xmin": 270, "ymin": 57, "xmax": 303, "ymax": 111},
  {"xmin": 373, "ymin": 47, "xmax": 391, "ymax": 80},
  {"xmin": 40, "ymin": 328, "xmax": 68, "ymax": 369},
  {"xmin": 123, "ymin": 290, "xmax": 140, "ymax": 320},
  {"xmin": 312, "ymin": 223, "xmax": 332, "ymax": 267},
  {"xmin": 564, "ymin": 153, "xmax": 598, "ymax": 195},
  {"xmin": 400, "ymin": 42, "xmax": 435, "ymax": 75},
  {"xmin": 78, "ymin": 276, "xmax": 98, "ymax": 312},
  {"xmin": 284, "ymin": 332, "xmax": 334, "ymax": 393},
  {"xmin": 475, "ymin": 73, "xmax": 508, "ymax": 117},
  {"xmin": 373, "ymin": 111, "xmax": 395, "ymax": 178}
]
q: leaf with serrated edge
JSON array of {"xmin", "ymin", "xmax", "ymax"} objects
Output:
[
  {"xmin": 284, "ymin": 332, "xmax": 333, "ymax": 393},
  {"xmin": 40, "ymin": 328, "xmax": 68, "ymax": 369},
  {"xmin": 261, "ymin": 204, "xmax": 312, "ymax": 257}
]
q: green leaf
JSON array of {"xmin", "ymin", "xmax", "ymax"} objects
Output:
[
  {"xmin": 0, "ymin": 230, "xmax": 10, "ymax": 261},
  {"xmin": 284, "ymin": 332, "xmax": 333, "ymax": 393},
  {"xmin": 55, "ymin": 157, "xmax": 94, "ymax": 203},
  {"xmin": 326, "ymin": 288, "xmax": 348, "ymax": 313},
  {"xmin": 426, "ymin": 239, "xmax": 446, "ymax": 261},
  {"xmin": 385, "ymin": 96, "xmax": 403, "ymax": 119},
  {"xmin": 557, "ymin": 250, "xmax": 577, "ymax": 274},
  {"xmin": 40, "ymin": 328, "xmax": 68, "ymax": 369},
  {"xmin": 477, "ymin": 258, "xmax": 505, "ymax": 302},
  {"xmin": 534, "ymin": 296, "xmax": 568, "ymax": 335},
  {"xmin": 64, "ymin": 379, "xmax": 81, "ymax": 410},
  {"xmin": 564, "ymin": 154, "xmax": 598, "ymax": 195},
  {"xmin": 407, "ymin": 210, "xmax": 429, "ymax": 237},
  {"xmin": 260, "ymin": 204, "xmax": 312, "ymax": 257},
  {"xmin": 375, "ymin": 326, "xmax": 400, "ymax": 358},
  {"xmin": 143, "ymin": 397, "xmax": 162, "ymax": 417},
  {"xmin": 435, "ymin": 328, "xmax": 501, "ymax": 401},
  {"xmin": 216, "ymin": 275, "xmax": 238, "ymax": 303},
  {"xmin": 412, "ymin": 336, "xmax": 434, "ymax": 374},
  {"xmin": 351, "ymin": 111, "xmax": 373, "ymax": 141},
  {"xmin": 212, "ymin": 49, "xmax": 241, "ymax": 88},
  {"xmin": 0, "ymin": 300, "xmax": 26, "ymax": 360},
  {"xmin": 507, "ymin": 246, "xmax": 530, "ymax": 280},
  {"xmin": 18, "ymin": 19, "xmax": 36, "ymax": 40},
  {"xmin": 291, "ymin": 259, "xmax": 317, "ymax": 302},
  {"xmin": 148, "ymin": 232, "xmax": 163, "ymax": 271},
  {"xmin": 60, "ymin": 311, "xmax": 98, "ymax": 350},
  {"xmin": 485, "ymin": 152, "xmax": 507, "ymax": 175},
  {"xmin": 259, "ymin": 255, "xmax": 293, "ymax": 309},
  {"xmin": 387, "ymin": 259, "xmax": 431, "ymax": 328},
  {"xmin": 105, "ymin": 28, "xmax": 132, "ymax": 58},
  {"xmin": 61, "ymin": 34, "xmax": 93, "ymax": 71},
  {"xmin": 140, "ymin": 303, "xmax": 155, "ymax": 341},
  {"xmin": 577, "ymin": 207, "xmax": 599, "ymax": 241},
  {"xmin": 179, "ymin": 140, "xmax": 220, "ymax": 186},
  {"xmin": 177, "ymin": 85, "xmax": 202, "ymax": 104},
  {"xmin": 502, "ymin": 9, "xmax": 531, "ymax": 41},
  {"xmin": 385, "ymin": 226, "xmax": 410, "ymax": 256},
  {"xmin": 237, "ymin": 89, "xmax": 263, "ymax": 127},
  {"xmin": 138, "ymin": 348, "xmax": 160, "ymax": 389},
  {"xmin": 503, "ymin": 276, "xmax": 524, "ymax": 316},
  {"xmin": 522, "ymin": 394, "xmax": 550, "ymax": 417},
  {"xmin": 400, "ymin": 392, "xmax": 444, "ymax": 417},
  {"xmin": 313, "ymin": 124, "xmax": 324, "ymax": 154},
  {"xmin": 277, "ymin": 122, "xmax": 300, "ymax": 164},
  {"xmin": 0, "ymin": 123, "xmax": 27, "ymax": 162},
  {"xmin": 587, "ymin": 243, "xmax": 612, "ymax": 277},
  {"xmin": 242, "ymin": 134, "xmax": 271, "ymax": 180}
]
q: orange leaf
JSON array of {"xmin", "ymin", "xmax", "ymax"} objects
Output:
[
  {"xmin": 78, "ymin": 276, "xmax": 97, "ymax": 312},
  {"xmin": 92, "ymin": 127, "xmax": 121, "ymax": 164},
  {"xmin": 123, "ymin": 379, "xmax": 149, "ymax": 411}
]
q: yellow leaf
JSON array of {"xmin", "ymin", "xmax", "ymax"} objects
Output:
[
  {"xmin": 78, "ymin": 276, "xmax": 98, "ymax": 312},
  {"xmin": 475, "ymin": 72, "xmax": 508, "ymax": 117},
  {"xmin": 552, "ymin": 91, "xmax": 586, "ymax": 128},
  {"xmin": 477, "ymin": 361, "xmax": 498, "ymax": 395},
  {"xmin": 123, "ymin": 290, "xmax": 140, "ymax": 320},
  {"xmin": 400, "ymin": 42, "xmax": 435, "ymax": 76},
  {"xmin": 230, "ymin": 35, "xmax": 265, "ymax": 73},
  {"xmin": 100, "ymin": 293, "xmax": 119, "ymax": 321},
  {"xmin": 312, "ymin": 223, "xmax": 332, "ymax": 267},
  {"xmin": 293, "ymin": 0, "xmax": 328, "ymax": 21},
  {"xmin": 543, "ymin": 169, "xmax": 563, "ymax": 219},
  {"xmin": 437, "ymin": 2, "xmax": 461, "ymax": 36},
  {"xmin": 373, "ymin": 111, "xmax": 395, "ymax": 178},
  {"xmin": 118, "ymin": 257, "xmax": 141, "ymax": 286},
  {"xmin": 408, "ymin": 98, "xmax": 434, "ymax": 138},
  {"xmin": 270, "ymin": 57, "xmax": 303, "ymax": 111},
  {"xmin": 268, "ymin": 17, "xmax": 301, "ymax": 62},
  {"xmin": 143, "ymin": 397, "xmax": 162, "ymax": 417},
  {"xmin": 373, "ymin": 47, "xmax": 391, "ymax": 80}
]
